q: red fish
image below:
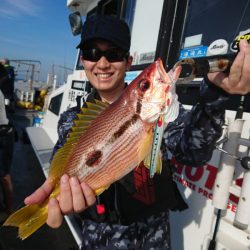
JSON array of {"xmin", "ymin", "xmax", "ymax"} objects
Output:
[{"xmin": 3, "ymin": 58, "xmax": 181, "ymax": 239}]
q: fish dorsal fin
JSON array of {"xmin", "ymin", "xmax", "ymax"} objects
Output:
[
  {"xmin": 68, "ymin": 131, "xmax": 83, "ymax": 139},
  {"xmin": 94, "ymin": 99, "xmax": 109, "ymax": 108},
  {"xmin": 71, "ymin": 99, "xmax": 109, "ymax": 137},
  {"xmin": 77, "ymin": 114, "xmax": 97, "ymax": 121},
  {"xmin": 71, "ymin": 126, "xmax": 89, "ymax": 132},
  {"xmin": 80, "ymin": 108, "xmax": 100, "ymax": 116},
  {"xmin": 49, "ymin": 99, "xmax": 109, "ymax": 181},
  {"xmin": 85, "ymin": 99, "xmax": 109, "ymax": 112},
  {"xmin": 73, "ymin": 120, "xmax": 92, "ymax": 127},
  {"xmin": 66, "ymin": 137, "xmax": 80, "ymax": 144},
  {"xmin": 49, "ymin": 142, "xmax": 77, "ymax": 180}
]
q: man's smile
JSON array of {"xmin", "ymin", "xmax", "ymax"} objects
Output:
[{"xmin": 95, "ymin": 72, "xmax": 114, "ymax": 80}]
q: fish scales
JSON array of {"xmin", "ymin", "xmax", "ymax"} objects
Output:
[
  {"xmin": 66, "ymin": 105, "xmax": 148, "ymax": 189},
  {"xmin": 73, "ymin": 99, "xmax": 132, "ymax": 152},
  {"xmin": 83, "ymin": 120, "xmax": 149, "ymax": 189}
]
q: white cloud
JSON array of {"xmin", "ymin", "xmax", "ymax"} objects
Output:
[
  {"xmin": 0, "ymin": 37, "xmax": 36, "ymax": 48},
  {"xmin": 0, "ymin": 7, "xmax": 19, "ymax": 18},
  {"xmin": 0, "ymin": 0, "xmax": 42, "ymax": 19}
]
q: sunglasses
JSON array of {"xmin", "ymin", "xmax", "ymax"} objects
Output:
[{"xmin": 81, "ymin": 47, "xmax": 129, "ymax": 62}]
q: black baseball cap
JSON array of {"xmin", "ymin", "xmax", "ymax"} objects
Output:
[{"xmin": 76, "ymin": 14, "xmax": 131, "ymax": 52}]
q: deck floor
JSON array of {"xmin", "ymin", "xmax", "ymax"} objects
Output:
[{"xmin": 0, "ymin": 109, "xmax": 79, "ymax": 250}]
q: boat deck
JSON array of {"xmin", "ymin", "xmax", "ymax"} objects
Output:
[{"xmin": 0, "ymin": 109, "xmax": 79, "ymax": 250}]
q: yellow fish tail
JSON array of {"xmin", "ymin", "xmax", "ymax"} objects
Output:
[{"xmin": 3, "ymin": 203, "xmax": 48, "ymax": 240}]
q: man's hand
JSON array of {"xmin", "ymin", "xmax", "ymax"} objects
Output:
[
  {"xmin": 208, "ymin": 39, "xmax": 250, "ymax": 95},
  {"xmin": 24, "ymin": 174, "xmax": 96, "ymax": 228}
]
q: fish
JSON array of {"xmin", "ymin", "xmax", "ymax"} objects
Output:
[{"xmin": 3, "ymin": 58, "xmax": 181, "ymax": 239}]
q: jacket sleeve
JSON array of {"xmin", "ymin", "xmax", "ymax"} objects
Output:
[
  {"xmin": 51, "ymin": 108, "xmax": 79, "ymax": 159},
  {"xmin": 163, "ymin": 77, "xmax": 229, "ymax": 166}
]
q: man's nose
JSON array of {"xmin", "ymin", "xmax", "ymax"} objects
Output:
[{"xmin": 97, "ymin": 56, "xmax": 110, "ymax": 68}]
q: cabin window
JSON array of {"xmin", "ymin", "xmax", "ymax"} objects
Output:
[
  {"xmin": 86, "ymin": 0, "xmax": 164, "ymax": 67},
  {"xmin": 48, "ymin": 93, "xmax": 63, "ymax": 116},
  {"xmin": 129, "ymin": 0, "xmax": 164, "ymax": 66},
  {"xmin": 71, "ymin": 80, "xmax": 86, "ymax": 90},
  {"xmin": 88, "ymin": 0, "xmax": 136, "ymax": 27},
  {"xmin": 179, "ymin": 0, "xmax": 250, "ymax": 61},
  {"xmin": 76, "ymin": 50, "xmax": 84, "ymax": 70}
]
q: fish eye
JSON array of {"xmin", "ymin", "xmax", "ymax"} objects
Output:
[{"xmin": 139, "ymin": 79, "xmax": 150, "ymax": 92}]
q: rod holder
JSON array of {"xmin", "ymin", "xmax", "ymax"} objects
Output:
[{"xmin": 212, "ymin": 119, "xmax": 245, "ymax": 210}]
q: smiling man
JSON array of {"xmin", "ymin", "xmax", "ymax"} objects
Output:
[{"xmin": 25, "ymin": 14, "xmax": 250, "ymax": 250}]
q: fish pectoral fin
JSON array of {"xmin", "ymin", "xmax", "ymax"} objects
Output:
[
  {"xmin": 143, "ymin": 152, "xmax": 162, "ymax": 174},
  {"xmin": 155, "ymin": 153, "xmax": 163, "ymax": 174},
  {"xmin": 95, "ymin": 185, "xmax": 110, "ymax": 196},
  {"xmin": 143, "ymin": 154, "xmax": 151, "ymax": 168},
  {"xmin": 138, "ymin": 128, "xmax": 154, "ymax": 163}
]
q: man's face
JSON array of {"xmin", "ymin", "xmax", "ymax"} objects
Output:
[{"xmin": 80, "ymin": 39, "xmax": 132, "ymax": 93}]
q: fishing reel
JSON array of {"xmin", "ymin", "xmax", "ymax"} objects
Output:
[{"xmin": 174, "ymin": 53, "xmax": 237, "ymax": 83}]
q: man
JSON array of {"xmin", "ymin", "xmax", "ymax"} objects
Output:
[
  {"xmin": 25, "ymin": 15, "xmax": 250, "ymax": 249},
  {"xmin": 0, "ymin": 64, "xmax": 14, "ymax": 216},
  {"xmin": 0, "ymin": 59, "xmax": 15, "ymax": 113}
]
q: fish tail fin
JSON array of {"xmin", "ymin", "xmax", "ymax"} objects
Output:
[{"xmin": 3, "ymin": 204, "xmax": 48, "ymax": 240}]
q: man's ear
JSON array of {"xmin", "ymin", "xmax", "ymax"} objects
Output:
[{"xmin": 126, "ymin": 56, "xmax": 133, "ymax": 71}]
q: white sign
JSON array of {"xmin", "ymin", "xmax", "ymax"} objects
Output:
[
  {"xmin": 138, "ymin": 51, "xmax": 155, "ymax": 64},
  {"xmin": 207, "ymin": 39, "xmax": 229, "ymax": 56},
  {"xmin": 183, "ymin": 34, "xmax": 203, "ymax": 48}
]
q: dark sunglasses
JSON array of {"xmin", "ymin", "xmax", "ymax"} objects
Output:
[{"xmin": 81, "ymin": 48, "xmax": 129, "ymax": 62}]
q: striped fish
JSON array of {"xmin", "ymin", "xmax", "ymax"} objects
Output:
[{"xmin": 3, "ymin": 58, "xmax": 181, "ymax": 239}]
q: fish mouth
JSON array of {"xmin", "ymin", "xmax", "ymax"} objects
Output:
[
  {"xmin": 143, "ymin": 101, "xmax": 166, "ymax": 116},
  {"xmin": 140, "ymin": 101, "xmax": 164, "ymax": 123},
  {"xmin": 146, "ymin": 114, "xmax": 160, "ymax": 123},
  {"xmin": 142, "ymin": 101, "xmax": 165, "ymax": 112}
]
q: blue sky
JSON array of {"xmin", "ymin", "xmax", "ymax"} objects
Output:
[{"xmin": 0, "ymin": 0, "xmax": 81, "ymax": 82}]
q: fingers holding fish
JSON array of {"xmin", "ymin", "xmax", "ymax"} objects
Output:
[
  {"xmin": 70, "ymin": 176, "xmax": 87, "ymax": 213},
  {"xmin": 46, "ymin": 175, "xmax": 96, "ymax": 228},
  {"xmin": 59, "ymin": 174, "xmax": 73, "ymax": 214},
  {"xmin": 70, "ymin": 177, "xmax": 96, "ymax": 212},
  {"xmin": 24, "ymin": 179, "xmax": 53, "ymax": 205},
  {"xmin": 47, "ymin": 198, "xmax": 63, "ymax": 228},
  {"xmin": 58, "ymin": 174, "xmax": 96, "ymax": 214},
  {"xmin": 80, "ymin": 181, "xmax": 96, "ymax": 208}
]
